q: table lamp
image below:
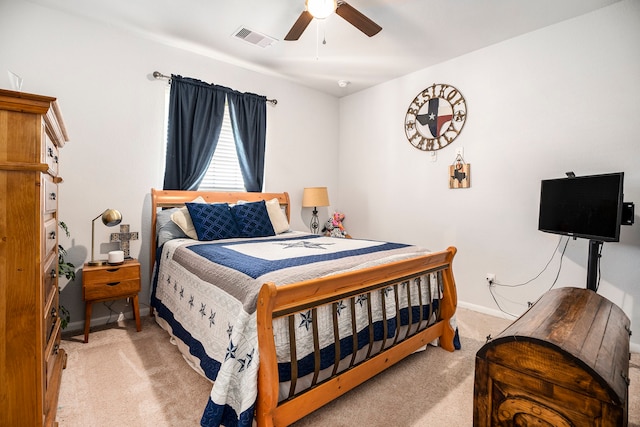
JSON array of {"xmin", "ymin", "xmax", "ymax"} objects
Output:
[
  {"xmin": 302, "ymin": 187, "xmax": 330, "ymax": 234},
  {"xmin": 89, "ymin": 208, "xmax": 122, "ymax": 266}
]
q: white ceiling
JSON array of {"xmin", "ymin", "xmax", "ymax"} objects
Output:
[{"xmin": 28, "ymin": 0, "xmax": 620, "ymax": 97}]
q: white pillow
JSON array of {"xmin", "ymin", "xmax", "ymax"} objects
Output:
[
  {"xmin": 170, "ymin": 196, "xmax": 206, "ymax": 239},
  {"xmin": 265, "ymin": 198, "xmax": 290, "ymax": 234}
]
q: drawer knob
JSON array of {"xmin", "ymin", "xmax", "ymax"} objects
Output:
[
  {"xmin": 49, "ymin": 231, "xmax": 56, "ymax": 239},
  {"xmin": 51, "ymin": 307, "xmax": 58, "ymax": 318},
  {"xmin": 53, "ymin": 343, "xmax": 60, "ymax": 354},
  {"xmin": 50, "ymin": 269, "xmax": 57, "ymax": 279},
  {"xmin": 49, "ymin": 192, "xmax": 57, "ymax": 200},
  {"xmin": 48, "ymin": 147, "xmax": 54, "ymax": 157}
]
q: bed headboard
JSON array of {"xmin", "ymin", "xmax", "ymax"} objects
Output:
[{"xmin": 150, "ymin": 188, "xmax": 291, "ymax": 276}]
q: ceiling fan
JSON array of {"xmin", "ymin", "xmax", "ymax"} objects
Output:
[{"xmin": 284, "ymin": 0, "xmax": 382, "ymax": 41}]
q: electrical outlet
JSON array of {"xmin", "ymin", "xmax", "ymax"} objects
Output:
[{"xmin": 486, "ymin": 273, "xmax": 496, "ymax": 285}]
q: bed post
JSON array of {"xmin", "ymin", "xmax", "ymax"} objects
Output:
[
  {"xmin": 439, "ymin": 246, "xmax": 458, "ymax": 352},
  {"xmin": 255, "ymin": 282, "xmax": 279, "ymax": 427}
]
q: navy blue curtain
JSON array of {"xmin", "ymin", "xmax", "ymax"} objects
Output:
[
  {"xmin": 227, "ymin": 91, "xmax": 267, "ymax": 192},
  {"xmin": 162, "ymin": 75, "xmax": 227, "ymax": 190}
]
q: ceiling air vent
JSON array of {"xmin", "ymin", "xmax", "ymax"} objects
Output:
[{"xmin": 233, "ymin": 27, "xmax": 277, "ymax": 48}]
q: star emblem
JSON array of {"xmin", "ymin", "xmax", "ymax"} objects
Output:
[
  {"xmin": 356, "ymin": 294, "xmax": 368, "ymax": 307},
  {"xmin": 209, "ymin": 310, "xmax": 216, "ymax": 327},
  {"xmin": 335, "ymin": 300, "xmax": 346, "ymax": 316},
  {"xmin": 277, "ymin": 240, "xmax": 335, "ymax": 250},
  {"xmin": 238, "ymin": 348, "xmax": 255, "ymax": 372},
  {"xmin": 299, "ymin": 310, "xmax": 313, "ymax": 330},
  {"xmin": 225, "ymin": 340, "xmax": 237, "ymax": 361},
  {"xmin": 199, "ymin": 303, "xmax": 207, "ymax": 318}
]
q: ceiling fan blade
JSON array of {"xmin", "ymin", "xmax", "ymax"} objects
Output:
[
  {"xmin": 284, "ymin": 10, "xmax": 314, "ymax": 41},
  {"xmin": 335, "ymin": 1, "xmax": 382, "ymax": 37}
]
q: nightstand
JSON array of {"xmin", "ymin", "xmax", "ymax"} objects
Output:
[{"xmin": 82, "ymin": 259, "xmax": 142, "ymax": 343}]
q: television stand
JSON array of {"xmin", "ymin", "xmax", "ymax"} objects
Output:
[{"xmin": 586, "ymin": 239, "xmax": 603, "ymax": 292}]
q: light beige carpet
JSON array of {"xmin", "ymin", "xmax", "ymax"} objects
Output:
[{"xmin": 57, "ymin": 308, "xmax": 639, "ymax": 426}]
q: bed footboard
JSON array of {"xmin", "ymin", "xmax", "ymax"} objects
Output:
[{"xmin": 256, "ymin": 246, "xmax": 457, "ymax": 427}]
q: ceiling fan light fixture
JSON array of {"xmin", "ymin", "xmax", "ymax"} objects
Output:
[{"xmin": 307, "ymin": 0, "xmax": 337, "ymax": 19}]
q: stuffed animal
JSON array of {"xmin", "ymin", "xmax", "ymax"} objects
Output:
[{"xmin": 322, "ymin": 212, "xmax": 348, "ymax": 238}]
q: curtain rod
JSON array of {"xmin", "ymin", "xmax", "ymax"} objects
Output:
[{"xmin": 152, "ymin": 71, "xmax": 277, "ymax": 105}]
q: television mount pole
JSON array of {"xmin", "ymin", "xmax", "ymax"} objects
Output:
[{"xmin": 586, "ymin": 240, "xmax": 603, "ymax": 292}]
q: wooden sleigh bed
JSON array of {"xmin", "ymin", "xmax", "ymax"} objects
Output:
[{"xmin": 150, "ymin": 189, "xmax": 458, "ymax": 427}]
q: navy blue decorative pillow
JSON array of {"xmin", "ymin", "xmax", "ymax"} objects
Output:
[
  {"xmin": 231, "ymin": 201, "xmax": 275, "ymax": 238},
  {"xmin": 186, "ymin": 203, "xmax": 239, "ymax": 241}
]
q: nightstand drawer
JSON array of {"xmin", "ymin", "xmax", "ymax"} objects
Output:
[
  {"xmin": 84, "ymin": 278, "xmax": 140, "ymax": 300},
  {"xmin": 83, "ymin": 264, "xmax": 140, "ymax": 285}
]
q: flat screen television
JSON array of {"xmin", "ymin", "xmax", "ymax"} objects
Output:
[{"xmin": 538, "ymin": 172, "xmax": 624, "ymax": 243}]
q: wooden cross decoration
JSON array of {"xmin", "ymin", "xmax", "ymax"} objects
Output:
[{"xmin": 110, "ymin": 224, "xmax": 139, "ymax": 258}]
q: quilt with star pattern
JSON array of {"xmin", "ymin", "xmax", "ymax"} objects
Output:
[{"xmin": 151, "ymin": 231, "xmax": 440, "ymax": 427}]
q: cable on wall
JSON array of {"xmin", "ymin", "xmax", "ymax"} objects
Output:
[{"xmin": 489, "ymin": 235, "xmax": 571, "ymax": 317}]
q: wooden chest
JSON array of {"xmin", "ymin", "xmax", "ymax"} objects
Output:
[{"xmin": 474, "ymin": 287, "xmax": 630, "ymax": 427}]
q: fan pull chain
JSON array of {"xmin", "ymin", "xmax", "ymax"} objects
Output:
[{"xmin": 315, "ymin": 19, "xmax": 328, "ymax": 60}]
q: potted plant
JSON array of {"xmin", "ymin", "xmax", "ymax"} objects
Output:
[{"xmin": 58, "ymin": 221, "xmax": 75, "ymax": 329}]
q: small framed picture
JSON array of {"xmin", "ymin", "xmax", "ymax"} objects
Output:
[{"xmin": 449, "ymin": 159, "xmax": 470, "ymax": 189}]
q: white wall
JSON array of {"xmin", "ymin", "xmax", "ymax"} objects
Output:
[
  {"xmin": 0, "ymin": 0, "xmax": 340, "ymax": 329},
  {"xmin": 338, "ymin": 0, "xmax": 640, "ymax": 348},
  {"xmin": 2, "ymin": 0, "xmax": 639, "ymax": 349}
]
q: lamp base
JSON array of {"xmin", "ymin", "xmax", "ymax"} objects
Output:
[
  {"xmin": 310, "ymin": 207, "xmax": 320, "ymax": 234},
  {"xmin": 88, "ymin": 259, "xmax": 109, "ymax": 266}
]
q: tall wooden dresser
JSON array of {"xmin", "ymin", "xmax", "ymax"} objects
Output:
[{"xmin": 0, "ymin": 89, "xmax": 69, "ymax": 426}]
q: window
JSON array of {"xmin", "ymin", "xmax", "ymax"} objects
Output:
[
  {"xmin": 197, "ymin": 105, "xmax": 245, "ymax": 191},
  {"xmin": 164, "ymin": 87, "xmax": 245, "ymax": 191}
]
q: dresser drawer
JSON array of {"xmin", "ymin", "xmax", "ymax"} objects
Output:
[
  {"xmin": 43, "ymin": 130, "xmax": 59, "ymax": 175},
  {"xmin": 43, "ymin": 217, "xmax": 57, "ymax": 256},
  {"xmin": 43, "ymin": 253, "xmax": 57, "ymax": 310},
  {"xmin": 44, "ymin": 283, "xmax": 59, "ymax": 345},
  {"xmin": 43, "ymin": 176, "xmax": 58, "ymax": 213},
  {"xmin": 44, "ymin": 318, "xmax": 61, "ymax": 398},
  {"xmin": 84, "ymin": 278, "xmax": 140, "ymax": 300}
]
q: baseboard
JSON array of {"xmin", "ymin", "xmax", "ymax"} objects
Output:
[
  {"xmin": 63, "ymin": 306, "xmax": 151, "ymax": 334},
  {"xmin": 458, "ymin": 300, "xmax": 640, "ymax": 354},
  {"xmin": 457, "ymin": 300, "xmax": 517, "ymax": 322}
]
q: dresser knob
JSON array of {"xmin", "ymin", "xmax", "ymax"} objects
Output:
[
  {"xmin": 49, "ymin": 192, "xmax": 57, "ymax": 200},
  {"xmin": 51, "ymin": 307, "xmax": 58, "ymax": 318},
  {"xmin": 48, "ymin": 147, "xmax": 54, "ymax": 157},
  {"xmin": 49, "ymin": 231, "xmax": 56, "ymax": 239},
  {"xmin": 50, "ymin": 269, "xmax": 57, "ymax": 279},
  {"xmin": 53, "ymin": 343, "xmax": 60, "ymax": 354}
]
